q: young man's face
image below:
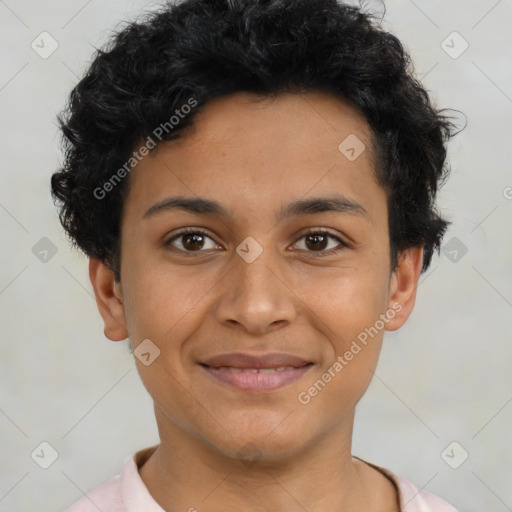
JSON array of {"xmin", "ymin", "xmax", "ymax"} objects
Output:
[{"xmin": 91, "ymin": 91, "xmax": 422, "ymax": 462}]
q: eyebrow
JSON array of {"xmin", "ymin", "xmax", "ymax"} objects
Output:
[{"xmin": 142, "ymin": 194, "xmax": 369, "ymax": 221}]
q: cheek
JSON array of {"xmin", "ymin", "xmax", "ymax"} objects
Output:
[
  {"xmin": 298, "ymin": 272, "xmax": 388, "ymax": 413},
  {"xmin": 297, "ymin": 263, "xmax": 390, "ymax": 402},
  {"xmin": 121, "ymin": 266, "xmax": 211, "ymax": 421},
  {"xmin": 122, "ymin": 256, "xmax": 217, "ymax": 342},
  {"xmin": 302, "ymin": 264, "xmax": 390, "ymax": 338},
  {"xmin": 298, "ymin": 337, "xmax": 382, "ymax": 426}
]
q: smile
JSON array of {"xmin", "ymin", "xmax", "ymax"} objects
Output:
[{"xmin": 200, "ymin": 362, "xmax": 314, "ymax": 392}]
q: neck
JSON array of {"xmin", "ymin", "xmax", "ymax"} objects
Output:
[{"xmin": 138, "ymin": 405, "xmax": 392, "ymax": 512}]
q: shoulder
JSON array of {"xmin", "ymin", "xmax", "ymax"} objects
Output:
[
  {"xmin": 393, "ymin": 473, "xmax": 459, "ymax": 512},
  {"xmin": 355, "ymin": 457, "xmax": 459, "ymax": 512},
  {"xmin": 62, "ymin": 475, "xmax": 123, "ymax": 512},
  {"xmin": 61, "ymin": 446, "xmax": 161, "ymax": 512}
]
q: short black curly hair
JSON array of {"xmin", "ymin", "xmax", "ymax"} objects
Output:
[{"xmin": 51, "ymin": 0, "xmax": 459, "ymax": 282}]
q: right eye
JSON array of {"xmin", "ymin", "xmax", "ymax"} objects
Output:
[{"xmin": 163, "ymin": 228, "xmax": 222, "ymax": 254}]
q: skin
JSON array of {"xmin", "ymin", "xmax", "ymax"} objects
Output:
[{"xmin": 89, "ymin": 91, "xmax": 423, "ymax": 511}]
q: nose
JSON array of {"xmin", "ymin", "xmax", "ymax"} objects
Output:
[{"xmin": 212, "ymin": 242, "xmax": 299, "ymax": 335}]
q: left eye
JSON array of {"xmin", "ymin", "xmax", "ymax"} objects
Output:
[
  {"xmin": 293, "ymin": 230, "xmax": 347, "ymax": 254},
  {"xmin": 164, "ymin": 229, "xmax": 346, "ymax": 254}
]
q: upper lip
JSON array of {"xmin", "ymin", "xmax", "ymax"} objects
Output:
[{"xmin": 201, "ymin": 352, "xmax": 313, "ymax": 369}]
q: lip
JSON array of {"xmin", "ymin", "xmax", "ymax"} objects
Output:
[
  {"xmin": 201, "ymin": 352, "xmax": 312, "ymax": 369},
  {"xmin": 200, "ymin": 352, "xmax": 314, "ymax": 392}
]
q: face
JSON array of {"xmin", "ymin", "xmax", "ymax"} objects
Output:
[{"xmin": 91, "ymin": 91, "xmax": 422, "ymax": 463}]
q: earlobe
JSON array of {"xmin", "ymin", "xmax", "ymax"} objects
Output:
[
  {"xmin": 89, "ymin": 258, "xmax": 129, "ymax": 341},
  {"xmin": 385, "ymin": 246, "xmax": 424, "ymax": 332}
]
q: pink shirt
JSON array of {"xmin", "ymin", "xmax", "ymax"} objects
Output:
[{"xmin": 63, "ymin": 445, "xmax": 459, "ymax": 511}]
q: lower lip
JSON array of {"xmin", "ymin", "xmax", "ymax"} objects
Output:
[{"xmin": 201, "ymin": 364, "xmax": 313, "ymax": 392}]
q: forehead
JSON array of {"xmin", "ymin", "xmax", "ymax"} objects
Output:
[
  {"xmin": 122, "ymin": 91, "xmax": 384, "ymax": 225},
  {"xmin": 172, "ymin": 91, "xmax": 374, "ymax": 160}
]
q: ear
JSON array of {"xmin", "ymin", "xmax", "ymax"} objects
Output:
[
  {"xmin": 89, "ymin": 258, "xmax": 128, "ymax": 341},
  {"xmin": 385, "ymin": 246, "xmax": 424, "ymax": 332}
]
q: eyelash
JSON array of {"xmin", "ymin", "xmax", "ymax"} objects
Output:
[{"xmin": 163, "ymin": 227, "xmax": 348, "ymax": 257}]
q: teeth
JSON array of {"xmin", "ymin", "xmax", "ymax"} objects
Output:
[
  {"xmin": 214, "ymin": 366, "xmax": 296, "ymax": 373},
  {"xmin": 259, "ymin": 367, "xmax": 287, "ymax": 373}
]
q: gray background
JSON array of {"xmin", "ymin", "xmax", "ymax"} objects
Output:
[{"xmin": 1, "ymin": 1, "xmax": 511, "ymax": 511}]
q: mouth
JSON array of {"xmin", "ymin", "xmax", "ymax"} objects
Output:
[{"xmin": 199, "ymin": 352, "xmax": 314, "ymax": 392}]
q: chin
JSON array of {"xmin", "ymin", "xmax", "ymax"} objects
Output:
[{"xmin": 205, "ymin": 419, "xmax": 317, "ymax": 465}]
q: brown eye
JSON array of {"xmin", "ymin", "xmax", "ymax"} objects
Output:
[
  {"xmin": 294, "ymin": 230, "xmax": 347, "ymax": 255},
  {"xmin": 181, "ymin": 232, "xmax": 206, "ymax": 251},
  {"xmin": 164, "ymin": 229, "xmax": 219, "ymax": 252},
  {"xmin": 304, "ymin": 233, "xmax": 329, "ymax": 251}
]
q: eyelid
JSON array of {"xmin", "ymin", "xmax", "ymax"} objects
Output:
[{"xmin": 298, "ymin": 226, "xmax": 347, "ymax": 243}]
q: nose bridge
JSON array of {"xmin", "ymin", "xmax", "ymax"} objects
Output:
[
  {"xmin": 235, "ymin": 242, "xmax": 279, "ymax": 295},
  {"xmin": 214, "ymin": 236, "xmax": 298, "ymax": 333}
]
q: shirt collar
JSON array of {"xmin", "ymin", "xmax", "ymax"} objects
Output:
[
  {"xmin": 355, "ymin": 457, "xmax": 445, "ymax": 512},
  {"xmin": 120, "ymin": 444, "xmax": 164, "ymax": 512}
]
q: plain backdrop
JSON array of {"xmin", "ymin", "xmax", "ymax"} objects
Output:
[{"xmin": 1, "ymin": 1, "xmax": 511, "ymax": 511}]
